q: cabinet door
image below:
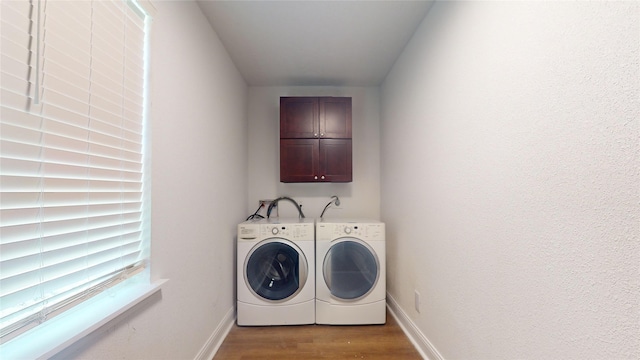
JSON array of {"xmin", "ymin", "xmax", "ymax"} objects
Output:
[
  {"xmin": 280, "ymin": 139, "xmax": 319, "ymax": 182},
  {"xmin": 319, "ymin": 97, "xmax": 351, "ymax": 139},
  {"xmin": 319, "ymin": 139, "xmax": 352, "ymax": 182},
  {"xmin": 280, "ymin": 97, "xmax": 319, "ymax": 138}
]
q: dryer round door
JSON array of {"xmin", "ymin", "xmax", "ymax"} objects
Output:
[
  {"xmin": 244, "ymin": 239, "xmax": 308, "ymax": 302},
  {"xmin": 323, "ymin": 238, "xmax": 380, "ymax": 301}
]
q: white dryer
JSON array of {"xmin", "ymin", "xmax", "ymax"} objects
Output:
[
  {"xmin": 315, "ymin": 219, "xmax": 386, "ymax": 325},
  {"xmin": 237, "ymin": 218, "xmax": 315, "ymax": 326}
]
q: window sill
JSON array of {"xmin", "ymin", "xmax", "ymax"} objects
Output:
[{"xmin": 0, "ymin": 277, "xmax": 168, "ymax": 360}]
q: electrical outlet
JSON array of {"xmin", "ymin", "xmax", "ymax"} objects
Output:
[{"xmin": 414, "ymin": 290, "xmax": 420, "ymax": 313}]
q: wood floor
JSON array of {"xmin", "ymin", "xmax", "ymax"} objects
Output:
[{"xmin": 213, "ymin": 309, "xmax": 423, "ymax": 359}]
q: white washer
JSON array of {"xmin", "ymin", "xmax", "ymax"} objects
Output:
[
  {"xmin": 237, "ymin": 218, "xmax": 315, "ymax": 326},
  {"xmin": 315, "ymin": 219, "xmax": 386, "ymax": 325}
]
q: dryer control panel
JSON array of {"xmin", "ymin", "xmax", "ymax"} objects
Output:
[{"xmin": 317, "ymin": 222, "xmax": 385, "ymax": 241}]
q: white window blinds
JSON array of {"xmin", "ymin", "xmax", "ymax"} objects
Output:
[{"xmin": 0, "ymin": 0, "xmax": 149, "ymax": 340}]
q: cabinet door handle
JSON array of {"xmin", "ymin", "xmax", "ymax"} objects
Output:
[
  {"xmin": 314, "ymin": 133, "xmax": 318, "ymax": 137},
  {"xmin": 314, "ymin": 176, "xmax": 318, "ymax": 180},
  {"xmin": 321, "ymin": 175, "xmax": 325, "ymax": 180}
]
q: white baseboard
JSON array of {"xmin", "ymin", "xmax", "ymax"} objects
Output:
[
  {"xmin": 194, "ymin": 306, "xmax": 235, "ymax": 360},
  {"xmin": 386, "ymin": 293, "xmax": 444, "ymax": 360},
  {"xmin": 196, "ymin": 299, "xmax": 439, "ymax": 360}
]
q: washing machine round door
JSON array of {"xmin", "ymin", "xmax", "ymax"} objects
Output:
[
  {"xmin": 245, "ymin": 239, "xmax": 308, "ymax": 302},
  {"xmin": 323, "ymin": 238, "xmax": 379, "ymax": 301}
]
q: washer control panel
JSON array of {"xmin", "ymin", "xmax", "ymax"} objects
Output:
[
  {"xmin": 237, "ymin": 224, "xmax": 259, "ymax": 240},
  {"xmin": 261, "ymin": 223, "xmax": 314, "ymax": 240}
]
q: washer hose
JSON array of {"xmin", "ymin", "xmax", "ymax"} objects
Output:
[{"xmin": 266, "ymin": 196, "xmax": 305, "ymax": 218}]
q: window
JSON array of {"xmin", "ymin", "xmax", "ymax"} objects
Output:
[{"xmin": 0, "ymin": 0, "xmax": 151, "ymax": 343}]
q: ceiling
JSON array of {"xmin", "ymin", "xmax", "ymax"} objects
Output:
[{"xmin": 196, "ymin": 1, "xmax": 433, "ymax": 86}]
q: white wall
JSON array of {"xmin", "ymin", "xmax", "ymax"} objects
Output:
[
  {"xmin": 52, "ymin": 2, "xmax": 248, "ymax": 359},
  {"xmin": 246, "ymin": 87, "xmax": 381, "ymax": 220},
  {"xmin": 382, "ymin": 2, "xmax": 639, "ymax": 359}
]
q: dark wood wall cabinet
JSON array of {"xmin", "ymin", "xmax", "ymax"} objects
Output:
[{"xmin": 280, "ymin": 97, "xmax": 352, "ymax": 183}]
